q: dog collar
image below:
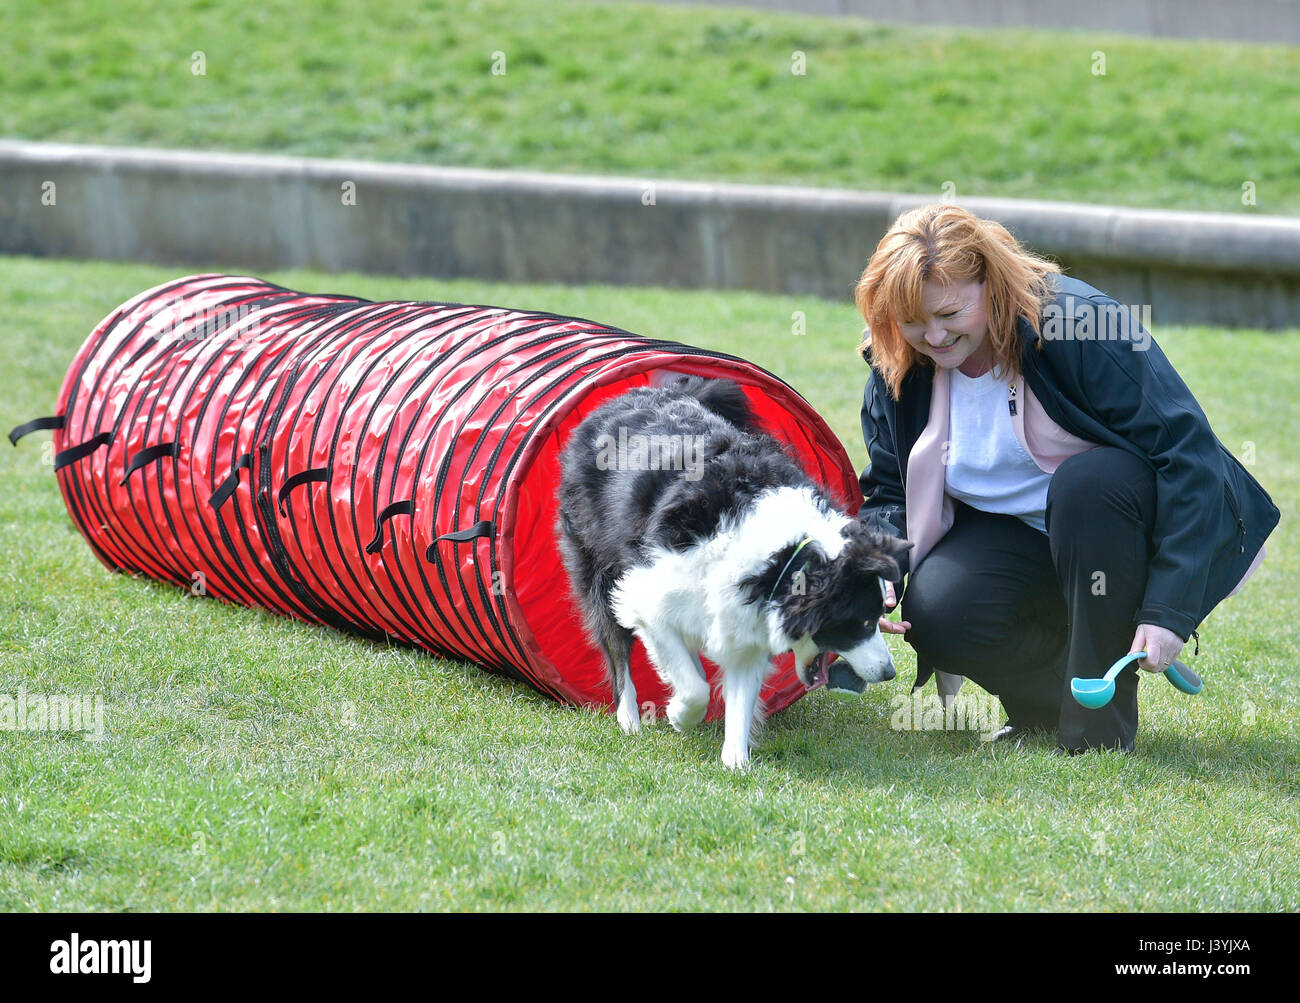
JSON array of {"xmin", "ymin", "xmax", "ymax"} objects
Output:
[{"xmin": 767, "ymin": 536, "xmax": 814, "ymax": 605}]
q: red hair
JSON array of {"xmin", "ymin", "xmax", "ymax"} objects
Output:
[{"xmin": 855, "ymin": 204, "xmax": 1061, "ymax": 399}]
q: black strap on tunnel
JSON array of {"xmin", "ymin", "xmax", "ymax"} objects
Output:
[
  {"xmin": 277, "ymin": 467, "xmax": 330, "ymax": 517},
  {"xmin": 424, "ymin": 520, "xmax": 494, "ymax": 561},
  {"xmin": 53, "ymin": 432, "xmax": 112, "ymax": 471},
  {"xmin": 209, "ymin": 453, "xmax": 253, "ymax": 509},
  {"xmin": 365, "ymin": 499, "xmax": 414, "ymax": 554},
  {"xmin": 119, "ymin": 441, "xmax": 179, "ymax": 485},
  {"xmin": 9, "ymin": 415, "xmax": 64, "ymax": 446}
]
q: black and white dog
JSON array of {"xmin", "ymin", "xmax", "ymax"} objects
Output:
[{"xmin": 557, "ymin": 375, "xmax": 911, "ymax": 769}]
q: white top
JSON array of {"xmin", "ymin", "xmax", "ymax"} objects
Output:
[{"xmin": 944, "ymin": 365, "xmax": 1051, "ymax": 534}]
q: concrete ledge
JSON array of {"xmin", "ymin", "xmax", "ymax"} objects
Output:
[
  {"xmin": 650, "ymin": 0, "xmax": 1300, "ymax": 46},
  {"xmin": 2, "ymin": 140, "xmax": 1298, "ymax": 328}
]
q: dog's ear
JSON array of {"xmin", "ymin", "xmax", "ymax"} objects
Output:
[
  {"xmin": 881, "ymin": 532, "xmax": 914, "ymax": 565},
  {"xmin": 737, "ymin": 540, "xmax": 826, "ymax": 612},
  {"xmin": 874, "ymin": 533, "xmax": 914, "ymax": 583},
  {"xmin": 861, "ymin": 551, "xmax": 902, "ymax": 585},
  {"xmin": 847, "ymin": 523, "xmax": 913, "ymax": 584},
  {"xmin": 738, "ymin": 539, "xmax": 802, "ymax": 607},
  {"xmin": 772, "ymin": 550, "xmax": 832, "ymax": 638}
]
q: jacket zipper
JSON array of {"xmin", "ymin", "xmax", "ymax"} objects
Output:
[{"xmin": 1225, "ymin": 484, "xmax": 1246, "ymax": 554}]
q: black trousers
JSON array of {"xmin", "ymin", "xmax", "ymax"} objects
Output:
[{"xmin": 900, "ymin": 447, "xmax": 1159, "ymax": 752}]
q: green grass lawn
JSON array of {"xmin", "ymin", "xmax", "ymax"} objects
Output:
[
  {"xmin": 2, "ymin": 0, "xmax": 1297, "ymax": 214},
  {"xmin": 1, "ymin": 255, "xmax": 1297, "ymax": 911}
]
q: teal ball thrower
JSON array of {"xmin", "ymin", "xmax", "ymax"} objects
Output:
[{"xmin": 1070, "ymin": 650, "xmax": 1203, "ymax": 709}]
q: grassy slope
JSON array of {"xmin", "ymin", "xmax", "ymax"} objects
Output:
[
  {"xmin": 1, "ymin": 256, "xmax": 1296, "ymax": 910},
  {"xmin": 1, "ymin": 0, "xmax": 1297, "ymax": 214}
]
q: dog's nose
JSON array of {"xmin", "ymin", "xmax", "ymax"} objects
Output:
[{"xmin": 882, "ymin": 661, "xmax": 896, "ymax": 682}]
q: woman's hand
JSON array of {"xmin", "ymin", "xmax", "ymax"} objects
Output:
[
  {"xmin": 879, "ymin": 580, "xmax": 911, "ymax": 635},
  {"xmin": 1130, "ymin": 623, "xmax": 1185, "ymax": 673}
]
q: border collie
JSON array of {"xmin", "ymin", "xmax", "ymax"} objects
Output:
[{"xmin": 557, "ymin": 375, "xmax": 912, "ymax": 769}]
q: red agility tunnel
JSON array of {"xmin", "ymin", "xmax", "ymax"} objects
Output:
[{"xmin": 23, "ymin": 274, "xmax": 860, "ymax": 720}]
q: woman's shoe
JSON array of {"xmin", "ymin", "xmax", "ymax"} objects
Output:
[{"xmin": 1055, "ymin": 740, "xmax": 1135, "ymax": 756}]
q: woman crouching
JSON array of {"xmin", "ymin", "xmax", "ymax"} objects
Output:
[{"xmin": 855, "ymin": 204, "xmax": 1278, "ymax": 754}]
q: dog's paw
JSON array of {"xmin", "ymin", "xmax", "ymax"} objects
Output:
[
  {"xmin": 616, "ymin": 702, "xmax": 642, "ymax": 735},
  {"xmin": 720, "ymin": 744, "xmax": 751, "ymax": 770},
  {"xmin": 666, "ymin": 694, "xmax": 707, "ymax": 732}
]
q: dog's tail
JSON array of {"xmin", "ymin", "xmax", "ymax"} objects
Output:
[{"xmin": 663, "ymin": 374, "xmax": 760, "ymax": 433}]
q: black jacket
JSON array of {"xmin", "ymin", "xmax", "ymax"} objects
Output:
[{"xmin": 859, "ymin": 275, "xmax": 1280, "ymax": 642}]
